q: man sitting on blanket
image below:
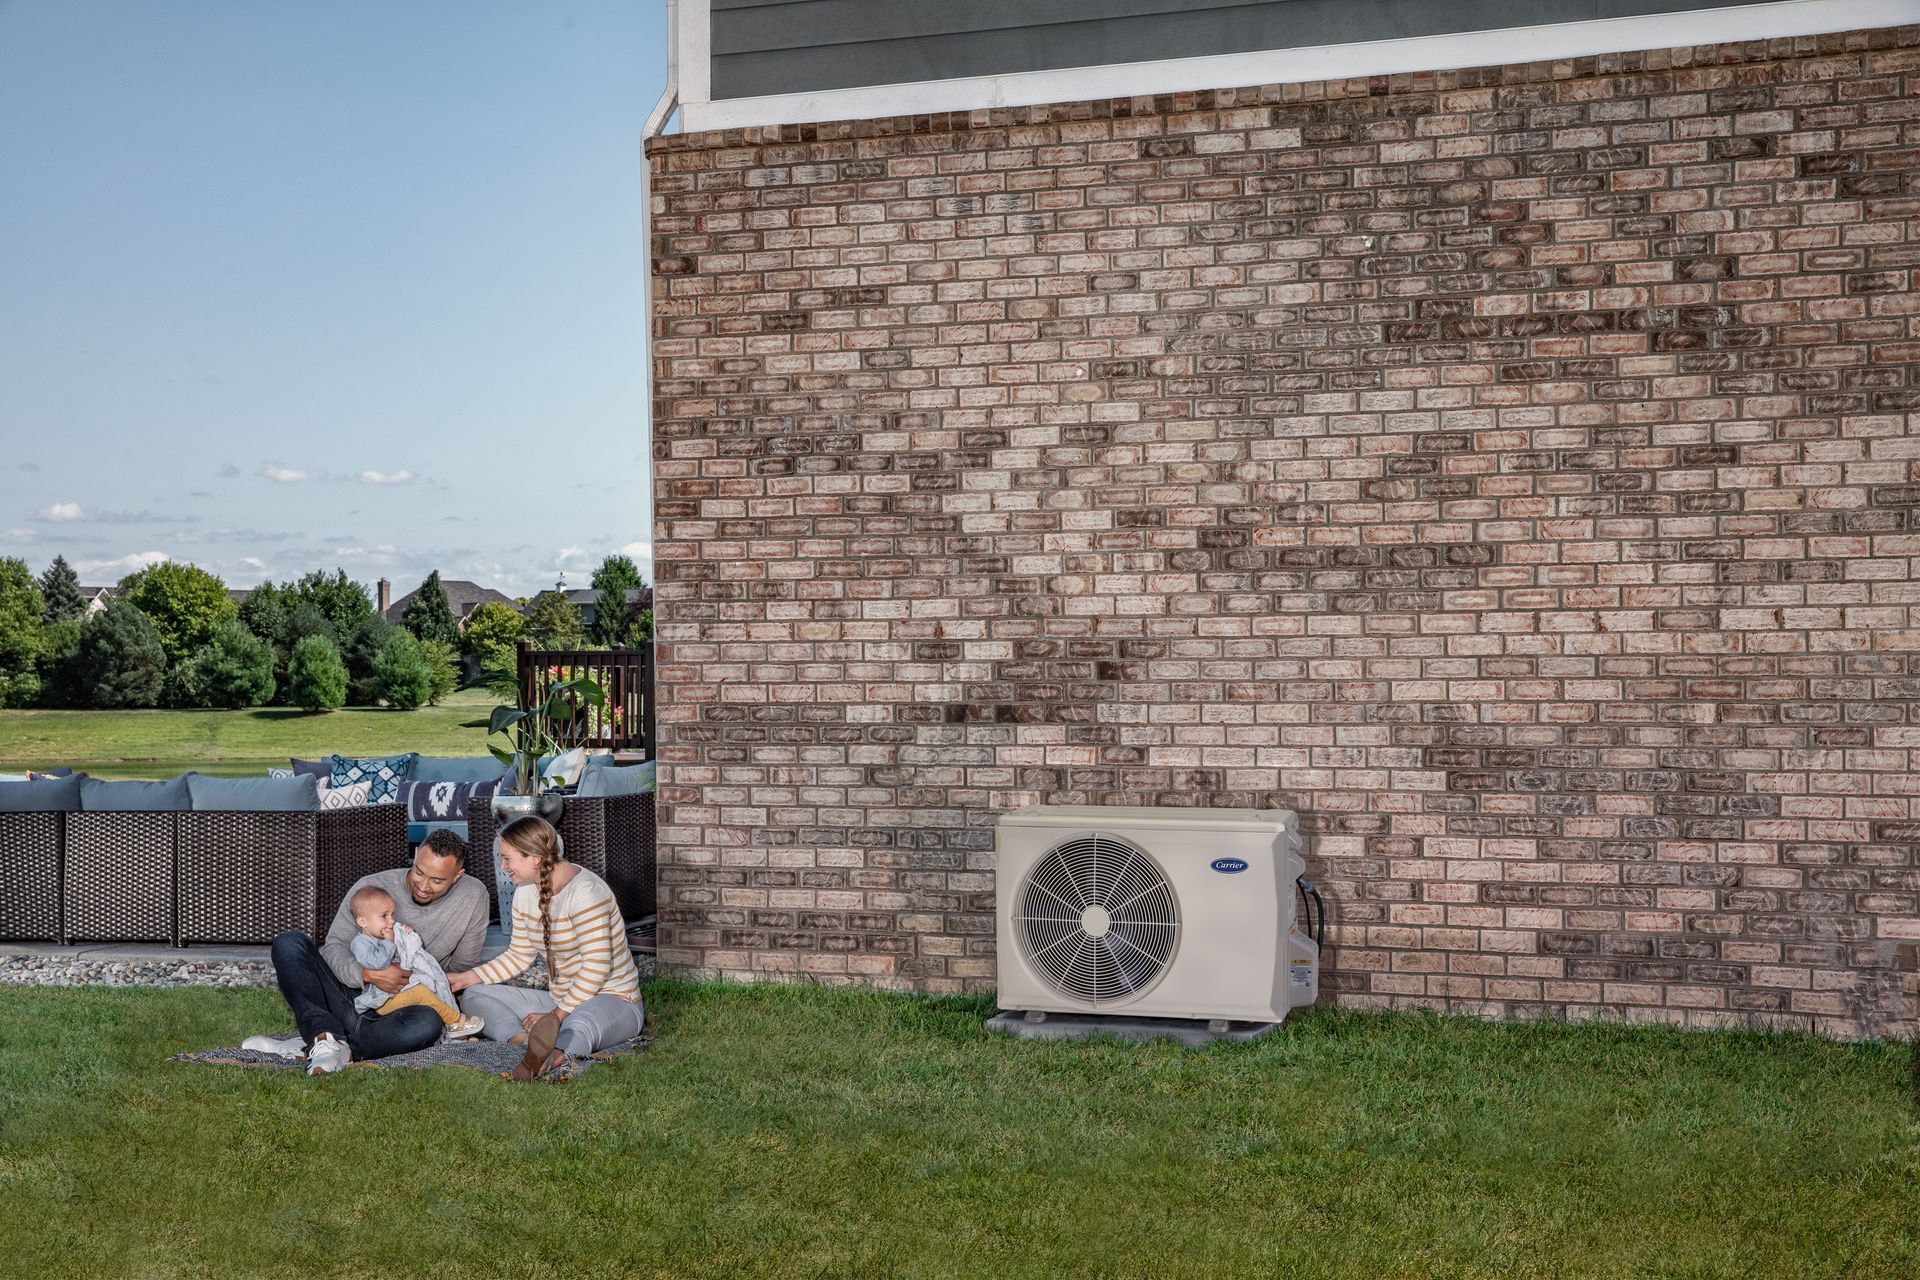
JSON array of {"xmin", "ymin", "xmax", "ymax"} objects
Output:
[{"xmin": 245, "ymin": 829, "xmax": 490, "ymax": 1075}]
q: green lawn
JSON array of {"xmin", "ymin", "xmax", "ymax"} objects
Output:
[
  {"xmin": 0, "ymin": 983, "xmax": 1913, "ymax": 1278},
  {"xmin": 0, "ymin": 686, "xmax": 497, "ymax": 779}
]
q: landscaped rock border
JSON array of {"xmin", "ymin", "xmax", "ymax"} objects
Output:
[{"xmin": 0, "ymin": 952, "xmax": 654, "ymax": 991}]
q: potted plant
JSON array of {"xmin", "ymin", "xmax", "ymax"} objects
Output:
[{"xmin": 470, "ymin": 667, "xmax": 607, "ymax": 825}]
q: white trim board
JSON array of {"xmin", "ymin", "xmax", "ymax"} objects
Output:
[{"xmin": 678, "ymin": 0, "xmax": 1919, "ymax": 134}]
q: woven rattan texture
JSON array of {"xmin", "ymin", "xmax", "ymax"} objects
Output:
[
  {"xmin": 315, "ymin": 805, "xmax": 410, "ymax": 933},
  {"xmin": 178, "ymin": 813, "xmax": 317, "ymax": 944},
  {"xmin": 464, "ymin": 798, "xmax": 501, "ymax": 917},
  {"xmin": 0, "ymin": 813, "xmax": 63, "ymax": 942},
  {"xmin": 467, "ymin": 796, "xmax": 656, "ymax": 923},
  {"xmin": 65, "ymin": 812, "xmax": 175, "ymax": 945},
  {"xmin": 604, "ymin": 793, "xmax": 657, "ymax": 922}
]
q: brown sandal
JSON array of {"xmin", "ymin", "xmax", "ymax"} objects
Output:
[{"xmin": 509, "ymin": 1011, "xmax": 563, "ymax": 1082}]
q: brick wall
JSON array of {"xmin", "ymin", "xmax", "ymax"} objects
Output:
[{"xmin": 647, "ymin": 26, "xmax": 1920, "ymax": 1037}]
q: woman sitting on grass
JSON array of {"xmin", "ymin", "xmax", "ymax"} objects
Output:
[{"xmin": 448, "ymin": 816, "xmax": 642, "ymax": 1080}]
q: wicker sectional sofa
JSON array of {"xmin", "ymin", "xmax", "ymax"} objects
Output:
[
  {"xmin": 2, "ymin": 804, "xmax": 409, "ymax": 947},
  {"xmin": 1, "ymin": 793, "xmax": 657, "ymax": 946}
]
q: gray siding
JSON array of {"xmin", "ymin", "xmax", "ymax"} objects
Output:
[{"xmin": 712, "ymin": 0, "xmax": 1778, "ymax": 100}]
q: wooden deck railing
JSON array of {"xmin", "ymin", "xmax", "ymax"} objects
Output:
[{"xmin": 517, "ymin": 641, "xmax": 655, "ymax": 758}]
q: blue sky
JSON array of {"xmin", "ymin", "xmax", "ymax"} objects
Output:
[{"xmin": 0, "ymin": 0, "xmax": 665, "ymax": 599}]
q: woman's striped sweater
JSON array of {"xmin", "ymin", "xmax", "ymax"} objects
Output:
[{"xmin": 467, "ymin": 867, "xmax": 639, "ymax": 1011}]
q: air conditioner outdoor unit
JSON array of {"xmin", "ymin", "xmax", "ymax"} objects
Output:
[{"xmin": 996, "ymin": 805, "xmax": 1320, "ymax": 1028}]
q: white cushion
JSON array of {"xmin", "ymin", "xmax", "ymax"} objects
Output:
[
  {"xmin": 316, "ymin": 780, "xmax": 372, "ymax": 810},
  {"xmin": 543, "ymin": 746, "xmax": 588, "ymax": 788}
]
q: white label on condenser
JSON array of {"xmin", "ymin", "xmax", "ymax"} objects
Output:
[{"xmin": 1290, "ymin": 959, "xmax": 1313, "ymax": 989}]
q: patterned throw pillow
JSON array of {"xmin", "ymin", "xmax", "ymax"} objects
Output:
[
  {"xmin": 328, "ymin": 753, "xmax": 416, "ymax": 805},
  {"xmin": 316, "ymin": 780, "xmax": 372, "ymax": 810},
  {"xmin": 268, "ymin": 767, "xmax": 293, "ymax": 780},
  {"xmin": 400, "ymin": 777, "xmax": 499, "ymax": 823}
]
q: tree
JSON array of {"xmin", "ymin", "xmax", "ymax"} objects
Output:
[
  {"xmin": 237, "ymin": 581, "xmax": 287, "ymax": 646},
  {"xmin": 462, "ymin": 600, "xmax": 524, "ymax": 674},
  {"xmin": 287, "ymin": 634, "xmax": 348, "ymax": 712},
  {"xmin": 400, "ymin": 570, "xmax": 461, "ymax": 648},
  {"xmin": 178, "ymin": 619, "xmax": 277, "ymax": 709},
  {"xmin": 624, "ymin": 608, "xmax": 655, "ymax": 646},
  {"xmin": 522, "ymin": 590, "xmax": 583, "ymax": 648},
  {"xmin": 285, "ymin": 570, "xmax": 375, "ymax": 639},
  {"xmin": 0, "ymin": 558, "xmax": 46, "ymax": 708},
  {"xmin": 34, "ymin": 617, "xmax": 82, "ymax": 707},
  {"xmin": 419, "ymin": 637, "xmax": 461, "ymax": 705},
  {"xmin": 75, "ymin": 600, "xmax": 167, "ymax": 709},
  {"xmin": 373, "ymin": 629, "xmax": 435, "ymax": 710},
  {"xmin": 589, "ymin": 555, "xmax": 646, "ymax": 646},
  {"xmin": 342, "ymin": 613, "xmax": 394, "ymax": 706},
  {"xmin": 117, "ymin": 560, "xmax": 234, "ymax": 664},
  {"xmin": 38, "ymin": 555, "xmax": 85, "ymax": 625}
]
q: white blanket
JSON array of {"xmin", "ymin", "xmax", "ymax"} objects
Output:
[{"xmin": 352, "ymin": 923, "xmax": 457, "ymax": 1014}]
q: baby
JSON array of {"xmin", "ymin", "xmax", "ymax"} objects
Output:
[{"xmin": 349, "ymin": 885, "xmax": 484, "ymax": 1040}]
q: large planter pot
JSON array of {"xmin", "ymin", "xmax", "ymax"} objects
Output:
[{"xmin": 490, "ymin": 791, "xmax": 564, "ymax": 827}]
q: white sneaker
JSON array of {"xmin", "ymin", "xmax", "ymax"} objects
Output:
[
  {"xmin": 241, "ymin": 1033, "xmax": 306, "ymax": 1060},
  {"xmin": 307, "ymin": 1033, "xmax": 351, "ymax": 1076},
  {"xmin": 445, "ymin": 1014, "xmax": 486, "ymax": 1041}
]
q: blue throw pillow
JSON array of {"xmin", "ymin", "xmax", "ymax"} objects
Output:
[
  {"xmin": 329, "ymin": 753, "xmax": 416, "ymax": 804},
  {"xmin": 0, "ymin": 774, "xmax": 82, "ymax": 812},
  {"xmin": 399, "ymin": 777, "xmax": 498, "ymax": 823},
  {"xmin": 185, "ymin": 773, "xmax": 321, "ymax": 812},
  {"xmin": 412, "ymin": 755, "xmax": 510, "ymax": 785},
  {"xmin": 79, "ymin": 776, "xmax": 191, "ymax": 812},
  {"xmin": 576, "ymin": 760, "xmax": 655, "ymax": 798},
  {"xmin": 289, "ymin": 758, "xmax": 332, "ymax": 779}
]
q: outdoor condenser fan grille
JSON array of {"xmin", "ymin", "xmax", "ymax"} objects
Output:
[{"xmin": 1015, "ymin": 834, "xmax": 1179, "ymax": 1004}]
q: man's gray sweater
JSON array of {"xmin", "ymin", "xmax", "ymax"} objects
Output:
[{"xmin": 320, "ymin": 868, "xmax": 490, "ymax": 989}]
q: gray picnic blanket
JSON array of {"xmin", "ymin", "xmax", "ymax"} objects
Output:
[{"xmin": 173, "ymin": 1033, "xmax": 647, "ymax": 1081}]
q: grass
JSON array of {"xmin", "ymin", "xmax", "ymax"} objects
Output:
[
  {"xmin": 0, "ymin": 982, "xmax": 1913, "ymax": 1279},
  {"xmin": 0, "ymin": 686, "xmax": 497, "ymax": 779}
]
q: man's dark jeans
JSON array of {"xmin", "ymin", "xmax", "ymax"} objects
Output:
[{"xmin": 270, "ymin": 930, "xmax": 441, "ymax": 1061}]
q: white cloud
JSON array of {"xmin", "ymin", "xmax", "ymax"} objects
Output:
[
  {"xmin": 75, "ymin": 550, "xmax": 168, "ymax": 578},
  {"xmin": 28, "ymin": 502, "xmax": 196, "ymax": 525},
  {"xmin": 358, "ymin": 470, "xmax": 416, "ymax": 486},
  {"xmin": 617, "ymin": 541, "xmax": 653, "ymax": 564},
  {"xmin": 261, "ymin": 464, "xmax": 326, "ymax": 482},
  {"xmin": 2, "ymin": 527, "xmax": 37, "ymax": 543}
]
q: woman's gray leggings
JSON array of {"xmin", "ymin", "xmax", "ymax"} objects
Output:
[{"xmin": 461, "ymin": 984, "xmax": 643, "ymax": 1057}]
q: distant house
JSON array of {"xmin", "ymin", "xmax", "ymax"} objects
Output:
[
  {"xmin": 77, "ymin": 586, "xmax": 114, "ymax": 617},
  {"xmin": 565, "ymin": 586, "xmax": 653, "ymax": 635},
  {"xmin": 379, "ymin": 577, "xmax": 521, "ymax": 631}
]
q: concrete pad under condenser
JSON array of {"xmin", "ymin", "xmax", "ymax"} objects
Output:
[{"xmin": 986, "ymin": 1010, "xmax": 1282, "ymax": 1048}]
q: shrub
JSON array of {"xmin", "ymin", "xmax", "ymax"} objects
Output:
[
  {"xmin": 75, "ymin": 600, "xmax": 167, "ymax": 709},
  {"xmin": 179, "ymin": 619, "xmax": 277, "ymax": 709},
  {"xmin": 419, "ymin": 637, "xmax": 460, "ymax": 706},
  {"xmin": 522, "ymin": 590, "xmax": 583, "ymax": 648},
  {"xmin": 373, "ymin": 629, "xmax": 434, "ymax": 710},
  {"xmin": 342, "ymin": 614, "xmax": 394, "ymax": 706},
  {"xmin": 287, "ymin": 634, "xmax": 347, "ymax": 712},
  {"xmin": 34, "ymin": 617, "xmax": 82, "ymax": 707},
  {"xmin": 462, "ymin": 601, "xmax": 523, "ymax": 672}
]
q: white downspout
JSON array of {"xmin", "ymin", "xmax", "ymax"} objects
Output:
[{"xmin": 640, "ymin": 0, "xmax": 678, "ymax": 764}]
